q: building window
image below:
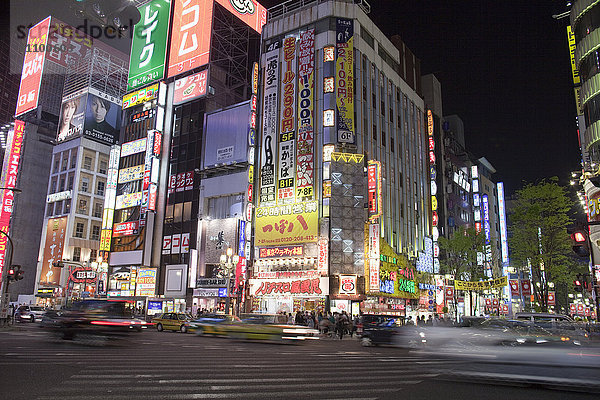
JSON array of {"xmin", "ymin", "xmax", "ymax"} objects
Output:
[
  {"xmin": 64, "ymin": 200, "xmax": 71, "ymax": 213},
  {"xmin": 96, "ymin": 181, "xmax": 105, "ymax": 196},
  {"xmin": 62, "ymin": 155, "xmax": 68, "ymax": 171},
  {"xmin": 390, "ymin": 137, "xmax": 394, "ymax": 152},
  {"xmin": 67, "ymin": 175, "xmax": 74, "ymax": 191},
  {"xmin": 70, "ymin": 150, "xmax": 77, "ymax": 169},
  {"xmin": 78, "ymin": 198, "xmax": 88, "ymax": 214},
  {"xmin": 373, "ymin": 125, "xmax": 377, "ymax": 141},
  {"xmin": 91, "ymin": 225, "xmax": 100, "ymax": 240},
  {"xmin": 83, "ymin": 156, "xmax": 92, "ymax": 170},
  {"xmin": 46, "ymin": 203, "xmax": 53, "ymax": 217},
  {"xmin": 75, "ymin": 223, "xmax": 84, "ymax": 238},
  {"xmin": 81, "ymin": 177, "xmax": 89, "ymax": 193},
  {"xmin": 98, "ymin": 160, "xmax": 107, "ymax": 175},
  {"xmin": 59, "ymin": 176, "xmax": 66, "ymax": 191},
  {"xmin": 90, "ymin": 249, "xmax": 97, "ymax": 262},
  {"xmin": 50, "ymin": 178, "xmax": 57, "ymax": 194},
  {"xmin": 93, "ymin": 202, "xmax": 103, "ymax": 218},
  {"xmin": 73, "ymin": 247, "xmax": 81, "ymax": 262},
  {"xmin": 53, "ymin": 157, "xmax": 60, "ymax": 173}
]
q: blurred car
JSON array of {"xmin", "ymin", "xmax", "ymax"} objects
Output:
[
  {"xmin": 14, "ymin": 305, "xmax": 46, "ymax": 322},
  {"xmin": 357, "ymin": 315, "xmax": 406, "ymax": 346},
  {"xmin": 152, "ymin": 313, "xmax": 193, "ymax": 333},
  {"xmin": 46, "ymin": 299, "xmax": 148, "ymax": 344},
  {"xmin": 220, "ymin": 313, "xmax": 319, "ymax": 342},
  {"xmin": 185, "ymin": 314, "xmax": 239, "ymax": 336}
]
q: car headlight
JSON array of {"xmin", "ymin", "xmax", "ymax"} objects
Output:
[{"xmin": 419, "ymin": 332, "xmax": 425, "ymax": 338}]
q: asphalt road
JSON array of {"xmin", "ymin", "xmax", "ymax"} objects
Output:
[{"xmin": 0, "ymin": 323, "xmax": 599, "ymax": 400}]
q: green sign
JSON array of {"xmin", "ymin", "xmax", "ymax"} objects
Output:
[{"xmin": 127, "ymin": 0, "xmax": 172, "ymax": 91}]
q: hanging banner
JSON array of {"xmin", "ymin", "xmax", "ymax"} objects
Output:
[
  {"xmin": 254, "ymin": 201, "xmax": 318, "ymax": 246},
  {"xmin": 335, "ymin": 18, "xmax": 355, "ymax": 144},
  {"xmin": 127, "ymin": 0, "xmax": 172, "ymax": 91},
  {"xmin": 444, "ymin": 286, "xmax": 454, "ymax": 301},
  {"xmin": 548, "ymin": 291, "xmax": 556, "ymax": 306},
  {"xmin": 454, "ymin": 276, "xmax": 508, "ymax": 291},
  {"xmin": 278, "ymin": 36, "xmax": 297, "ymax": 202},
  {"xmin": 521, "ymin": 279, "xmax": 531, "ymax": 295},
  {"xmin": 509, "ymin": 279, "xmax": 519, "ymax": 296},
  {"xmin": 296, "ymin": 29, "xmax": 315, "ymax": 200},
  {"xmin": 260, "ymin": 43, "xmax": 280, "ymax": 204}
]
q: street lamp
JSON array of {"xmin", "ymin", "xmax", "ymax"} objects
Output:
[{"xmin": 220, "ymin": 247, "xmax": 239, "ymax": 315}]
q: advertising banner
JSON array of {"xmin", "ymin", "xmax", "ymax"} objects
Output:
[
  {"xmin": 57, "ymin": 91, "xmax": 86, "ymax": 142},
  {"xmin": 296, "ymin": 29, "xmax": 315, "ymax": 200},
  {"xmin": 254, "ymin": 201, "xmax": 318, "ymax": 246},
  {"xmin": 249, "ymin": 277, "xmax": 329, "ymax": 297},
  {"xmin": 215, "ymin": 0, "xmax": 267, "ymax": 34},
  {"xmin": 115, "ymin": 192, "xmax": 143, "ymax": 209},
  {"xmin": 367, "ymin": 160, "xmax": 382, "ymax": 221},
  {"xmin": 548, "ymin": 291, "xmax": 556, "ymax": 306},
  {"xmin": 112, "ymin": 221, "xmax": 140, "ymax": 237},
  {"xmin": 174, "ymin": 69, "xmax": 209, "ymax": 104},
  {"xmin": 83, "ymin": 91, "xmax": 121, "ymax": 145},
  {"xmin": 259, "ymin": 246, "xmax": 303, "ymax": 258},
  {"xmin": 167, "ymin": 0, "xmax": 213, "ymax": 78},
  {"xmin": 122, "ymin": 83, "xmax": 159, "ymax": 109},
  {"xmin": 259, "ymin": 43, "xmax": 280, "ymax": 204},
  {"xmin": 121, "ymin": 138, "xmax": 147, "ymax": 157},
  {"xmin": 128, "ymin": 0, "xmax": 172, "ymax": 91},
  {"xmin": 317, "ymin": 239, "xmax": 328, "ymax": 276},
  {"xmin": 339, "ymin": 275, "xmax": 357, "ymax": 295},
  {"xmin": 118, "ymin": 165, "xmax": 144, "ymax": 184},
  {"xmin": 509, "ymin": 279, "xmax": 519, "ymax": 296},
  {"xmin": 203, "ymin": 102, "xmax": 251, "ymax": 169},
  {"xmin": 278, "ymin": 37, "xmax": 297, "ymax": 202},
  {"xmin": 204, "ymin": 218, "xmax": 238, "ymax": 263},
  {"xmin": 0, "ymin": 120, "xmax": 26, "ymax": 277},
  {"xmin": 454, "ymin": 276, "xmax": 508, "ymax": 291},
  {"xmin": 16, "ymin": 16, "xmax": 51, "ymax": 116},
  {"xmin": 39, "ymin": 217, "xmax": 67, "ymax": 286},
  {"xmin": 445, "ymin": 286, "xmax": 454, "ymax": 301},
  {"xmin": 335, "ymin": 18, "xmax": 355, "ymax": 144},
  {"xmin": 135, "ymin": 268, "xmax": 157, "ymax": 296}
]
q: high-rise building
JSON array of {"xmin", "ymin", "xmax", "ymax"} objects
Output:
[{"xmin": 250, "ymin": 0, "xmax": 430, "ymax": 315}]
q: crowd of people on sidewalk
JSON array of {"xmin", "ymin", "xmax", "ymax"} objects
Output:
[
  {"xmin": 406, "ymin": 314, "xmax": 452, "ymax": 326},
  {"xmin": 279, "ymin": 310, "xmax": 358, "ymax": 339}
]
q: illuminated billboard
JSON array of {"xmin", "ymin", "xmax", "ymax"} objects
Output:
[
  {"xmin": 123, "ymin": 83, "xmax": 159, "ymax": 109},
  {"xmin": 83, "ymin": 91, "xmax": 122, "ymax": 145},
  {"xmin": 127, "ymin": 0, "xmax": 172, "ymax": 91},
  {"xmin": 296, "ymin": 29, "xmax": 315, "ymax": 200},
  {"xmin": 57, "ymin": 91, "xmax": 86, "ymax": 142},
  {"xmin": 336, "ymin": 18, "xmax": 355, "ymax": 144},
  {"xmin": 174, "ymin": 69, "xmax": 208, "ymax": 104},
  {"xmin": 167, "ymin": 0, "xmax": 214, "ymax": 78},
  {"xmin": 254, "ymin": 201, "xmax": 318, "ymax": 246},
  {"xmin": 497, "ymin": 182, "xmax": 509, "ymax": 264},
  {"xmin": 278, "ymin": 37, "xmax": 297, "ymax": 202},
  {"xmin": 367, "ymin": 160, "xmax": 382, "ymax": 221},
  {"xmin": 203, "ymin": 101, "xmax": 250, "ymax": 169},
  {"xmin": 16, "ymin": 17, "xmax": 51, "ymax": 116},
  {"xmin": 39, "ymin": 217, "xmax": 67, "ymax": 286},
  {"xmin": 215, "ymin": 0, "xmax": 267, "ymax": 34}
]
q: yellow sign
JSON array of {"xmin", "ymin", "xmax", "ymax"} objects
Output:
[
  {"xmin": 255, "ymin": 201, "xmax": 318, "ymax": 246},
  {"xmin": 574, "ymin": 87, "xmax": 583, "ymax": 116},
  {"xmin": 431, "ymin": 196, "xmax": 438, "ymax": 211},
  {"xmin": 99, "ymin": 229, "xmax": 112, "ymax": 251},
  {"xmin": 122, "ymin": 83, "xmax": 159, "ymax": 109},
  {"xmin": 567, "ymin": 26, "xmax": 580, "ymax": 85},
  {"xmin": 454, "ymin": 276, "xmax": 508, "ymax": 291}
]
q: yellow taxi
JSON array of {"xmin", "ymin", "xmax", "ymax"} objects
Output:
[
  {"xmin": 221, "ymin": 314, "xmax": 319, "ymax": 342},
  {"xmin": 151, "ymin": 313, "xmax": 193, "ymax": 333}
]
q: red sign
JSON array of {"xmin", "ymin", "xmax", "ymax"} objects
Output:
[
  {"xmin": 432, "ymin": 211, "xmax": 438, "ymax": 226},
  {"xmin": 167, "ymin": 0, "xmax": 213, "ymax": 78},
  {"xmin": 253, "ymin": 278, "xmax": 323, "ymax": 296},
  {"xmin": 185, "ymin": 172, "xmax": 194, "ymax": 191},
  {"xmin": 577, "ymin": 304, "xmax": 585, "ymax": 316},
  {"xmin": 444, "ymin": 286, "xmax": 454, "ymax": 301},
  {"xmin": 112, "ymin": 221, "xmax": 140, "ymax": 237},
  {"xmin": 68, "ymin": 266, "xmax": 96, "ymax": 284},
  {"xmin": 492, "ymin": 298, "xmax": 499, "ymax": 308},
  {"xmin": 0, "ymin": 120, "xmax": 26, "ymax": 278},
  {"xmin": 153, "ymin": 130, "xmax": 162, "ymax": 157},
  {"xmin": 570, "ymin": 304, "xmax": 576, "ymax": 315},
  {"xmin": 16, "ymin": 17, "xmax": 51, "ymax": 116},
  {"xmin": 259, "ymin": 246, "xmax": 303, "ymax": 258},
  {"xmin": 215, "ymin": 0, "xmax": 267, "ymax": 34},
  {"xmin": 521, "ymin": 280, "xmax": 531, "ymax": 295},
  {"xmin": 547, "ymin": 291, "xmax": 555, "ymax": 306},
  {"xmin": 509, "ymin": 279, "xmax": 519, "ymax": 296},
  {"xmin": 173, "ymin": 69, "xmax": 209, "ymax": 104},
  {"xmin": 148, "ymin": 184, "xmax": 157, "ymax": 212},
  {"xmin": 428, "ymin": 136, "xmax": 435, "ymax": 151},
  {"xmin": 585, "ymin": 307, "xmax": 591, "ymax": 317},
  {"xmin": 46, "ymin": 20, "xmax": 92, "ymax": 67},
  {"xmin": 500, "ymin": 304, "xmax": 509, "ymax": 315},
  {"xmin": 485, "ymin": 298, "xmax": 491, "ymax": 307},
  {"xmin": 247, "ymin": 184, "xmax": 253, "ymax": 203}
]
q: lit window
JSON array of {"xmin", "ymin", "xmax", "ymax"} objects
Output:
[
  {"xmin": 323, "ymin": 110, "xmax": 335, "ymax": 127},
  {"xmin": 324, "ymin": 77, "xmax": 334, "ymax": 93},
  {"xmin": 324, "ymin": 46, "xmax": 335, "ymax": 62}
]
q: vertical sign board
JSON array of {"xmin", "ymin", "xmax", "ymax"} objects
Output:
[
  {"xmin": 127, "ymin": 0, "xmax": 172, "ymax": 91},
  {"xmin": 0, "ymin": 120, "xmax": 26, "ymax": 279},
  {"xmin": 278, "ymin": 37, "xmax": 297, "ymax": 203},
  {"xmin": 567, "ymin": 26, "xmax": 580, "ymax": 86},
  {"xmin": 497, "ymin": 182, "xmax": 509, "ymax": 264},
  {"xmin": 296, "ymin": 29, "xmax": 315, "ymax": 201},
  {"xmin": 482, "ymin": 194, "xmax": 490, "ymax": 244},
  {"xmin": 335, "ymin": 18, "xmax": 355, "ymax": 144},
  {"xmin": 259, "ymin": 43, "xmax": 280, "ymax": 204},
  {"xmin": 15, "ymin": 17, "xmax": 51, "ymax": 116},
  {"xmin": 100, "ymin": 145, "xmax": 120, "ymax": 252},
  {"xmin": 39, "ymin": 217, "xmax": 67, "ymax": 286},
  {"xmin": 167, "ymin": 0, "xmax": 214, "ymax": 78},
  {"xmin": 367, "ymin": 160, "xmax": 382, "ymax": 221},
  {"xmin": 368, "ymin": 224, "xmax": 380, "ymax": 292}
]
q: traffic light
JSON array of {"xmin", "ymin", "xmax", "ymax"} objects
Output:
[
  {"xmin": 6, "ymin": 266, "xmax": 15, "ymax": 282},
  {"xmin": 13, "ymin": 265, "xmax": 24, "ymax": 281},
  {"xmin": 574, "ymin": 275, "xmax": 583, "ymax": 292},
  {"xmin": 571, "ymin": 230, "xmax": 590, "ymax": 257}
]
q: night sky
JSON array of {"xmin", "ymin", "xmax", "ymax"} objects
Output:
[
  {"xmin": 3, "ymin": 0, "xmax": 581, "ymax": 196},
  {"xmin": 263, "ymin": 0, "xmax": 580, "ymax": 195}
]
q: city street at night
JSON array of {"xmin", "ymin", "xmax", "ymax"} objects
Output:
[{"xmin": 1, "ymin": 325, "xmax": 599, "ymax": 400}]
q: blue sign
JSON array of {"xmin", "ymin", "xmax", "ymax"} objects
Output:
[
  {"xmin": 238, "ymin": 220, "xmax": 246, "ymax": 257},
  {"xmin": 218, "ymin": 287, "xmax": 228, "ymax": 297},
  {"xmin": 148, "ymin": 301, "xmax": 162, "ymax": 311}
]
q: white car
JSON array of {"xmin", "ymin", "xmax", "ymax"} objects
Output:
[{"xmin": 15, "ymin": 305, "xmax": 46, "ymax": 322}]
